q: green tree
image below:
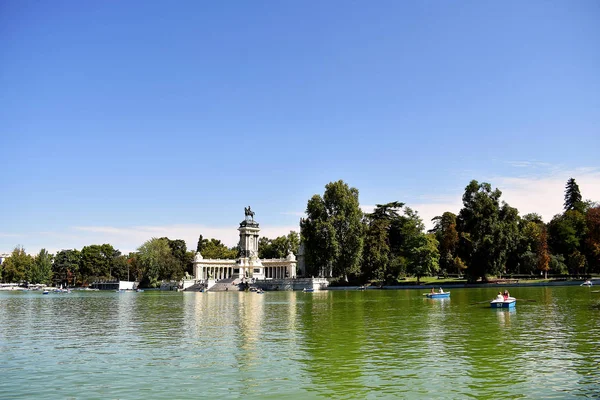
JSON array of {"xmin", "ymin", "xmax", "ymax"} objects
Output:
[
  {"xmin": 548, "ymin": 210, "xmax": 587, "ymax": 259},
  {"xmin": 79, "ymin": 244, "xmax": 116, "ymax": 283},
  {"xmin": 30, "ymin": 249, "xmax": 53, "ymax": 285},
  {"xmin": 2, "ymin": 246, "xmax": 34, "ymax": 283},
  {"xmin": 550, "ymin": 254, "xmax": 568, "ymax": 275},
  {"xmin": 258, "ymin": 231, "xmax": 300, "ymax": 259},
  {"xmin": 388, "ymin": 207, "xmax": 427, "ymax": 280},
  {"xmin": 537, "ymin": 227, "xmax": 550, "ymax": 279},
  {"xmin": 514, "ymin": 217, "xmax": 543, "ymax": 275},
  {"xmin": 301, "ymin": 194, "xmax": 337, "ymax": 277},
  {"xmin": 200, "ymin": 238, "xmax": 237, "ymax": 259},
  {"xmin": 196, "ymin": 234, "xmax": 204, "ymax": 253},
  {"xmin": 584, "ymin": 206, "xmax": 600, "ymax": 273},
  {"xmin": 362, "ymin": 202, "xmax": 408, "ymax": 283},
  {"xmin": 286, "ymin": 231, "xmax": 300, "ymax": 255},
  {"xmin": 407, "ymin": 234, "xmax": 440, "ymax": 284},
  {"xmin": 362, "ymin": 218, "xmax": 391, "ymax": 283},
  {"xmin": 137, "ymin": 237, "xmax": 182, "ymax": 287},
  {"xmin": 158, "ymin": 238, "xmax": 189, "ymax": 278},
  {"xmin": 111, "ymin": 254, "xmax": 130, "ymax": 280},
  {"xmin": 301, "ymin": 180, "xmax": 364, "ymax": 281},
  {"xmin": 564, "ymin": 178, "xmax": 583, "ymax": 212},
  {"xmin": 568, "ymin": 249, "xmax": 587, "ymax": 276},
  {"xmin": 53, "ymin": 249, "xmax": 81, "ymax": 286},
  {"xmin": 457, "ymin": 180, "xmax": 519, "ymax": 282},
  {"xmin": 430, "ymin": 212, "xmax": 459, "ymax": 276},
  {"xmin": 127, "ymin": 252, "xmax": 143, "ymax": 282}
]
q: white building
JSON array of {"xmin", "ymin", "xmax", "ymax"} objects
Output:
[
  {"xmin": 193, "ymin": 208, "xmax": 297, "ymax": 282},
  {"xmin": 0, "ymin": 253, "xmax": 9, "ymax": 266}
]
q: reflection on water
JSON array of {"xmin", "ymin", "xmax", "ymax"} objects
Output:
[{"xmin": 1, "ymin": 287, "xmax": 599, "ymax": 398}]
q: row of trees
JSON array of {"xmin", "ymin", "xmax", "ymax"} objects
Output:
[
  {"xmin": 0, "ymin": 238, "xmax": 194, "ymax": 288},
  {"xmin": 3, "ymin": 177, "xmax": 598, "ymax": 286},
  {"xmin": 301, "ymin": 179, "xmax": 600, "ymax": 284},
  {"xmin": 0, "ymin": 230, "xmax": 302, "ymax": 287}
]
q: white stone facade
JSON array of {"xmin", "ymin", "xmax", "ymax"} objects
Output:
[{"xmin": 192, "ymin": 209, "xmax": 297, "ymax": 282}]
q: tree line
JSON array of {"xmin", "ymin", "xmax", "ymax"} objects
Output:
[
  {"xmin": 2, "ymin": 177, "xmax": 598, "ymax": 286},
  {"xmin": 0, "ymin": 231, "xmax": 301, "ymax": 287},
  {"xmin": 301, "ymin": 178, "xmax": 600, "ymax": 284}
]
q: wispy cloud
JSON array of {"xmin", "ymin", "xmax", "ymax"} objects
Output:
[
  {"xmin": 4, "ymin": 166, "xmax": 599, "ymax": 255},
  {"xmin": 1, "ymin": 223, "xmax": 301, "ymax": 256},
  {"xmin": 408, "ymin": 166, "xmax": 600, "ymax": 229},
  {"xmin": 492, "ymin": 167, "xmax": 600, "ymax": 222},
  {"xmin": 506, "ymin": 160, "xmax": 553, "ymax": 169},
  {"xmin": 0, "ymin": 233, "xmax": 22, "ymax": 238}
]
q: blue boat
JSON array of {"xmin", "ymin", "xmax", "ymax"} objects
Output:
[
  {"xmin": 425, "ymin": 292, "xmax": 450, "ymax": 299},
  {"xmin": 490, "ymin": 297, "xmax": 516, "ymax": 308},
  {"xmin": 303, "ymin": 288, "xmax": 315, "ymax": 293}
]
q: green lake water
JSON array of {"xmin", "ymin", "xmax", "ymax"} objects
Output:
[{"xmin": 1, "ymin": 286, "xmax": 599, "ymax": 399}]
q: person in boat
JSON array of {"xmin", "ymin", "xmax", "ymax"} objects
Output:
[
  {"xmin": 430, "ymin": 288, "xmax": 435, "ymax": 294},
  {"xmin": 496, "ymin": 291, "xmax": 504, "ymax": 301},
  {"xmin": 503, "ymin": 290, "xmax": 510, "ymax": 300},
  {"xmin": 438, "ymin": 288, "xmax": 444, "ymax": 294}
]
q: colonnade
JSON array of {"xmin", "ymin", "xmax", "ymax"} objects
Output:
[
  {"xmin": 264, "ymin": 265, "xmax": 290, "ymax": 279},
  {"xmin": 199, "ymin": 266, "xmax": 235, "ymax": 281}
]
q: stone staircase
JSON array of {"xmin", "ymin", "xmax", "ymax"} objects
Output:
[
  {"xmin": 183, "ymin": 281, "xmax": 207, "ymax": 292},
  {"xmin": 206, "ymin": 277, "xmax": 243, "ymax": 292}
]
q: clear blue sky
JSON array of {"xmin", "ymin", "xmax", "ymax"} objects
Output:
[{"xmin": 1, "ymin": 1, "xmax": 599, "ymax": 254}]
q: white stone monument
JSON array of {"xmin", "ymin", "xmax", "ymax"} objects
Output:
[{"xmin": 236, "ymin": 206, "xmax": 264, "ymax": 280}]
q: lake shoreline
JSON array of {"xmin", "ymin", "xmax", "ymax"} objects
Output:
[{"xmin": 329, "ymin": 279, "xmax": 594, "ymax": 291}]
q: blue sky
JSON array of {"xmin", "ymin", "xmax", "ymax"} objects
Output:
[{"xmin": 1, "ymin": 1, "xmax": 599, "ymax": 255}]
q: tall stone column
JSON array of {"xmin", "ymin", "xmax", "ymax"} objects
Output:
[{"xmin": 237, "ymin": 207, "xmax": 264, "ymax": 280}]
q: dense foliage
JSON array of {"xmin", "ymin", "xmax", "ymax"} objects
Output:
[
  {"xmin": 258, "ymin": 231, "xmax": 300, "ymax": 259},
  {"xmin": 2, "ymin": 177, "xmax": 599, "ymax": 286},
  {"xmin": 301, "ymin": 180, "xmax": 364, "ymax": 281},
  {"xmin": 301, "ymin": 178, "xmax": 600, "ymax": 284}
]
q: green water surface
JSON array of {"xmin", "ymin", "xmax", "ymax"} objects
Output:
[{"xmin": 1, "ymin": 286, "xmax": 599, "ymax": 399}]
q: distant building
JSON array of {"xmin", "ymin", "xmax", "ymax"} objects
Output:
[
  {"xmin": 0, "ymin": 253, "xmax": 9, "ymax": 266},
  {"xmin": 193, "ymin": 208, "xmax": 297, "ymax": 282}
]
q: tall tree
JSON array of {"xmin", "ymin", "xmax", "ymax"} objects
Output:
[
  {"xmin": 301, "ymin": 194, "xmax": 337, "ymax": 277},
  {"xmin": 79, "ymin": 244, "xmax": 117, "ymax": 283},
  {"xmin": 196, "ymin": 234, "xmax": 204, "ymax": 253},
  {"xmin": 301, "ymin": 180, "xmax": 364, "ymax": 280},
  {"xmin": 457, "ymin": 180, "xmax": 519, "ymax": 282},
  {"xmin": 407, "ymin": 234, "xmax": 440, "ymax": 284},
  {"xmin": 137, "ymin": 237, "xmax": 182, "ymax": 287},
  {"xmin": 363, "ymin": 202, "xmax": 404, "ymax": 282},
  {"xmin": 548, "ymin": 210, "xmax": 587, "ymax": 259},
  {"xmin": 1, "ymin": 246, "xmax": 33, "ymax": 283},
  {"xmin": 584, "ymin": 206, "xmax": 600, "ymax": 273},
  {"xmin": 53, "ymin": 249, "xmax": 81, "ymax": 286},
  {"xmin": 564, "ymin": 178, "xmax": 583, "ymax": 212},
  {"xmin": 362, "ymin": 217, "xmax": 391, "ymax": 282},
  {"xmin": 537, "ymin": 227, "xmax": 550, "ymax": 279},
  {"xmin": 159, "ymin": 238, "xmax": 189, "ymax": 277},
  {"xmin": 30, "ymin": 249, "xmax": 53, "ymax": 285},
  {"xmin": 286, "ymin": 231, "xmax": 300, "ymax": 255},
  {"xmin": 386, "ymin": 207, "xmax": 427, "ymax": 280},
  {"xmin": 430, "ymin": 212, "xmax": 459, "ymax": 276},
  {"xmin": 515, "ymin": 217, "xmax": 543, "ymax": 275}
]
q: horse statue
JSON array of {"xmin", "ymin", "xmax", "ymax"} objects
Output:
[{"xmin": 244, "ymin": 206, "xmax": 255, "ymax": 220}]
